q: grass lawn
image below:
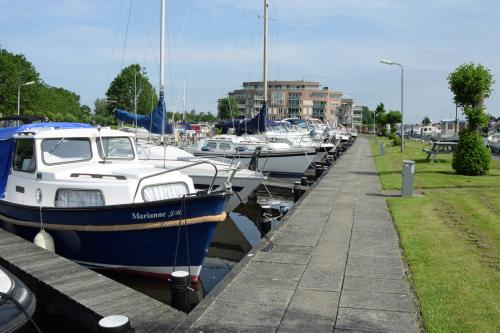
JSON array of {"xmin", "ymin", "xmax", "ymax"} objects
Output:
[
  {"xmin": 369, "ymin": 137, "xmax": 500, "ymax": 333},
  {"xmin": 370, "ymin": 137, "xmax": 500, "ymax": 190}
]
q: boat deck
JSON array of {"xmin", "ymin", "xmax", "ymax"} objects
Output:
[{"xmin": 177, "ymin": 137, "xmax": 422, "ymax": 332}]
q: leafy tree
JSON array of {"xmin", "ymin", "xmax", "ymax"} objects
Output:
[
  {"xmin": 0, "ymin": 47, "xmax": 91, "ymax": 122},
  {"xmin": 361, "ymin": 106, "xmax": 374, "ymax": 126},
  {"xmin": 217, "ymin": 97, "xmax": 238, "ymax": 120},
  {"xmin": 106, "ymin": 64, "xmax": 157, "ymax": 118},
  {"xmin": 386, "ymin": 111, "xmax": 402, "ymax": 133},
  {"xmin": 448, "ymin": 63, "xmax": 494, "ymax": 175},
  {"xmin": 0, "ymin": 47, "xmax": 40, "ymax": 116},
  {"xmin": 422, "ymin": 116, "xmax": 431, "ymax": 125},
  {"xmin": 374, "ymin": 103, "xmax": 386, "ymax": 132},
  {"xmin": 30, "ymin": 85, "xmax": 84, "ymax": 121}
]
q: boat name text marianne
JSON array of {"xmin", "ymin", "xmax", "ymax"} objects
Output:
[{"xmin": 132, "ymin": 210, "xmax": 183, "ymax": 220}]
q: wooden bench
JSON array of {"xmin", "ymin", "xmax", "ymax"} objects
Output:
[{"xmin": 423, "ymin": 142, "xmax": 457, "ymax": 162}]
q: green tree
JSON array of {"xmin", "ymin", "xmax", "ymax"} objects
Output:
[
  {"xmin": 374, "ymin": 103, "xmax": 386, "ymax": 134},
  {"xmin": 217, "ymin": 97, "xmax": 238, "ymax": 120},
  {"xmin": 0, "ymin": 47, "xmax": 40, "ymax": 116},
  {"xmin": 106, "ymin": 64, "xmax": 157, "ymax": 118},
  {"xmin": 422, "ymin": 116, "xmax": 431, "ymax": 125},
  {"xmin": 0, "ymin": 47, "xmax": 91, "ymax": 122},
  {"xmin": 386, "ymin": 111, "xmax": 402, "ymax": 133},
  {"xmin": 448, "ymin": 63, "xmax": 494, "ymax": 175},
  {"xmin": 361, "ymin": 106, "xmax": 374, "ymax": 126},
  {"xmin": 31, "ymin": 85, "xmax": 84, "ymax": 121}
]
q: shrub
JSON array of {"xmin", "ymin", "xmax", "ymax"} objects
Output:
[
  {"xmin": 392, "ymin": 136, "xmax": 401, "ymax": 146},
  {"xmin": 452, "ymin": 129, "xmax": 491, "ymax": 175},
  {"xmin": 387, "ymin": 133, "xmax": 396, "ymax": 140}
]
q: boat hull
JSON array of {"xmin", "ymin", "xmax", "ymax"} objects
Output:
[
  {"xmin": 193, "ymin": 151, "xmax": 313, "ymax": 176},
  {"xmin": 0, "ymin": 192, "xmax": 230, "ymax": 279},
  {"xmin": 191, "ymin": 175, "xmax": 262, "ymax": 212}
]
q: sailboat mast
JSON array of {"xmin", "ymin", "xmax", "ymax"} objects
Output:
[
  {"xmin": 160, "ymin": 0, "xmax": 165, "ymax": 94},
  {"xmin": 263, "ymin": 0, "xmax": 268, "ymax": 103},
  {"xmin": 160, "ymin": 0, "xmax": 166, "ymax": 140},
  {"xmin": 183, "ymin": 78, "xmax": 186, "ymax": 122}
]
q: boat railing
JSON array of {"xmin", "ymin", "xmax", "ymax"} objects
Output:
[{"xmin": 132, "ymin": 160, "xmax": 222, "ymax": 201}]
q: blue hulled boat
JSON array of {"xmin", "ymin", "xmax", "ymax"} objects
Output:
[{"xmin": 0, "ymin": 123, "xmax": 230, "ymax": 279}]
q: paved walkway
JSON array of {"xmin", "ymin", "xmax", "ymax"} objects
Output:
[{"xmin": 178, "ymin": 137, "xmax": 421, "ymax": 332}]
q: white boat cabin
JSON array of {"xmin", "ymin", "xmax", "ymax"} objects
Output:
[{"xmin": 3, "ymin": 126, "xmax": 194, "ymax": 208}]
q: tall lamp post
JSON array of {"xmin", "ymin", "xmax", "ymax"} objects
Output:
[
  {"xmin": 380, "ymin": 59, "xmax": 404, "ymax": 153},
  {"xmin": 17, "ymin": 81, "xmax": 36, "ymax": 115}
]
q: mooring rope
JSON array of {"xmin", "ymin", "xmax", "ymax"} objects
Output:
[{"xmin": 0, "ymin": 212, "xmax": 226, "ymax": 232}]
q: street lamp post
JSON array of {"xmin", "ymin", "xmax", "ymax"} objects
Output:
[
  {"xmin": 380, "ymin": 59, "xmax": 404, "ymax": 153},
  {"xmin": 17, "ymin": 81, "xmax": 36, "ymax": 115}
]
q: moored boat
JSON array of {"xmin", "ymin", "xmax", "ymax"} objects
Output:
[{"xmin": 0, "ymin": 123, "xmax": 231, "ymax": 279}]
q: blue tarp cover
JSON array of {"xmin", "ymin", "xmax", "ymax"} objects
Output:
[
  {"xmin": 114, "ymin": 94, "xmax": 173, "ymax": 134},
  {"xmin": 0, "ymin": 122, "xmax": 93, "ymax": 198},
  {"xmin": 217, "ymin": 103, "xmax": 267, "ymax": 135}
]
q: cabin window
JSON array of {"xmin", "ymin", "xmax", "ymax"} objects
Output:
[
  {"xmin": 55, "ymin": 189, "xmax": 104, "ymax": 207},
  {"xmin": 219, "ymin": 143, "xmax": 231, "ymax": 151},
  {"xmin": 42, "ymin": 138, "xmax": 92, "ymax": 165},
  {"xmin": 13, "ymin": 139, "xmax": 36, "ymax": 172},
  {"xmin": 203, "ymin": 142, "xmax": 217, "ymax": 150},
  {"xmin": 97, "ymin": 137, "xmax": 135, "ymax": 160}
]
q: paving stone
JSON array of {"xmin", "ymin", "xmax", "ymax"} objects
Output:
[
  {"xmin": 270, "ymin": 245, "xmax": 314, "ymax": 256},
  {"xmin": 284, "ymin": 289, "xmax": 339, "ymax": 321},
  {"xmin": 348, "ymin": 235, "xmax": 400, "ymax": 258},
  {"xmin": 196, "ymin": 301, "xmax": 285, "ymax": 328},
  {"xmin": 217, "ymin": 285, "xmax": 294, "ymax": 307},
  {"xmin": 340, "ymin": 290, "xmax": 413, "ymax": 312},
  {"xmin": 345, "ymin": 255, "xmax": 404, "ymax": 279},
  {"xmin": 192, "ymin": 324, "xmax": 277, "ymax": 333},
  {"xmin": 233, "ymin": 261, "xmax": 306, "ymax": 290},
  {"xmin": 336, "ymin": 308, "xmax": 418, "ymax": 332},
  {"xmin": 298, "ymin": 265, "xmax": 344, "ymax": 292},
  {"xmin": 342, "ymin": 276, "xmax": 410, "ymax": 294},
  {"xmin": 254, "ymin": 251, "xmax": 311, "ymax": 265},
  {"xmin": 272, "ymin": 229, "xmax": 323, "ymax": 247},
  {"xmin": 278, "ymin": 316, "xmax": 334, "ymax": 333}
]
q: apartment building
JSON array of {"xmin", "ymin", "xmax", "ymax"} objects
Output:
[
  {"xmin": 227, "ymin": 80, "xmax": 343, "ymax": 123},
  {"xmin": 337, "ymin": 97, "xmax": 363, "ymax": 130}
]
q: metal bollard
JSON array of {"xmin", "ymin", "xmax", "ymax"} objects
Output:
[
  {"xmin": 379, "ymin": 143, "xmax": 385, "ymax": 156},
  {"xmin": 260, "ymin": 212, "xmax": 272, "ymax": 235},
  {"xmin": 315, "ymin": 166, "xmax": 323, "ymax": 179},
  {"xmin": 98, "ymin": 315, "xmax": 133, "ymax": 333},
  {"xmin": 401, "ymin": 160, "xmax": 415, "ymax": 197},
  {"xmin": 170, "ymin": 271, "xmax": 192, "ymax": 313},
  {"xmin": 293, "ymin": 181, "xmax": 304, "ymax": 203},
  {"xmin": 300, "ymin": 176, "xmax": 308, "ymax": 186}
]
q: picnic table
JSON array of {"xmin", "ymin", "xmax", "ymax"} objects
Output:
[{"xmin": 422, "ymin": 141, "xmax": 458, "ymax": 162}]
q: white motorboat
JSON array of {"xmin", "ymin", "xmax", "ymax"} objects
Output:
[
  {"xmin": 189, "ymin": 135, "xmax": 315, "ymax": 176},
  {"xmin": 135, "ymin": 142, "xmax": 264, "ymax": 211},
  {"xmin": 0, "ymin": 122, "xmax": 231, "ymax": 279}
]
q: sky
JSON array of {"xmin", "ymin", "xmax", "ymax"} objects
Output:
[{"xmin": 1, "ymin": 0, "xmax": 499, "ymax": 123}]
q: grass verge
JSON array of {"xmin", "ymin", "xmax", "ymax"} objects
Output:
[{"xmin": 369, "ymin": 137, "xmax": 500, "ymax": 333}]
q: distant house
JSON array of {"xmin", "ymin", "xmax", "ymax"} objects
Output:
[{"xmin": 440, "ymin": 119, "xmax": 467, "ymax": 138}]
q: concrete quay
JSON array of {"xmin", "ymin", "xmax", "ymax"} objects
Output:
[{"xmin": 178, "ymin": 136, "xmax": 422, "ymax": 332}]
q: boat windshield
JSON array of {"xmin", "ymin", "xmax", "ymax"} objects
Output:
[
  {"xmin": 42, "ymin": 138, "xmax": 92, "ymax": 165},
  {"xmin": 97, "ymin": 137, "xmax": 135, "ymax": 160}
]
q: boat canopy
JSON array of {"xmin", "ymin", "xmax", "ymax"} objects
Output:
[
  {"xmin": 216, "ymin": 103, "xmax": 267, "ymax": 135},
  {"xmin": 114, "ymin": 94, "xmax": 173, "ymax": 135},
  {"xmin": 0, "ymin": 122, "xmax": 92, "ymax": 198}
]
